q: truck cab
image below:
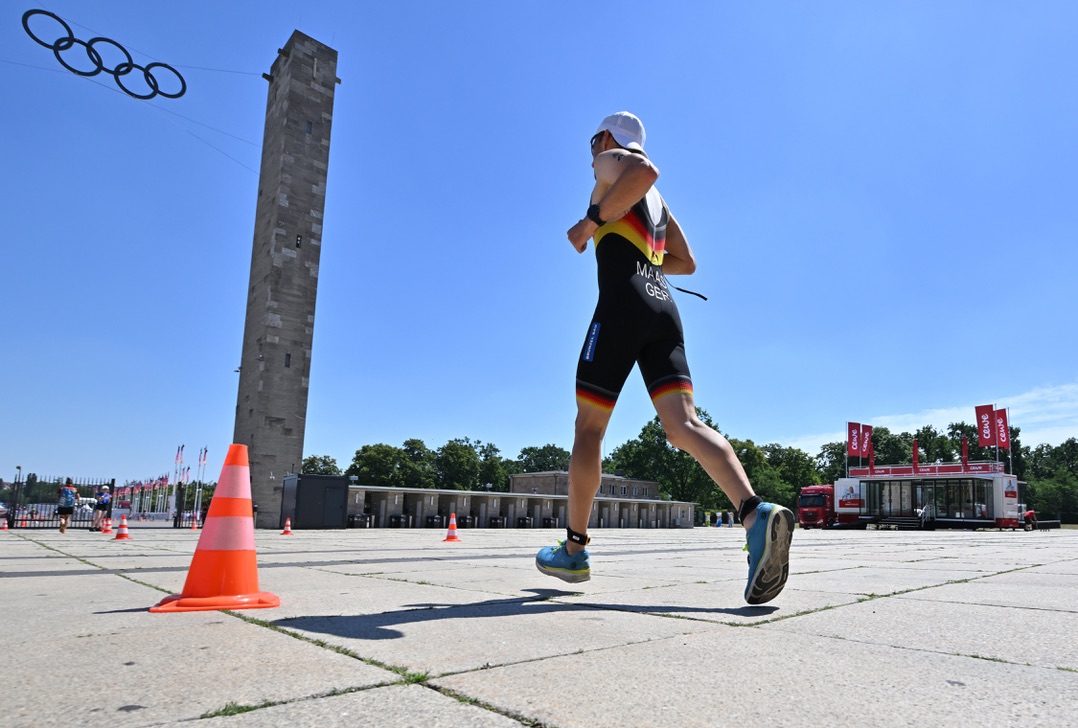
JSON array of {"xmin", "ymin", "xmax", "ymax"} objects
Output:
[{"xmin": 798, "ymin": 484, "xmax": 834, "ymax": 529}]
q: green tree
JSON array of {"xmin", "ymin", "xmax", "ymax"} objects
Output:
[
  {"xmin": 436, "ymin": 438, "xmax": 481, "ymax": 490},
  {"xmin": 606, "ymin": 410, "xmax": 726, "ymax": 509},
  {"xmin": 401, "ymin": 438, "xmax": 436, "ymax": 488},
  {"xmin": 302, "ymin": 455, "xmax": 341, "ymax": 476},
  {"xmin": 517, "ymin": 444, "xmax": 571, "ymax": 473},
  {"xmin": 478, "ymin": 441, "xmax": 510, "ymax": 491},
  {"xmin": 947, "ymin": 422, "xmax": 995, "ymax": 462},
  {"xmin": 815, "ymin": 441, "xmax": 848, "ymax": 486},
  {"xmin": 729, "ymin": 438, "xmax": 795, "ymax": 510},
  {"xmin": 762, "ymin": 443, "xmax": 818, "ymax": 492},
  {"xmin": 864, "ymin": 426, "xmax": 913, "ymax": 465},
  {"xmin": 911, "ymin": 425, "xmax": 950, "ymax": 463},
  {"xmin": 1006, "ymin": 427, "xmax": 1026, "ymax": 479},
  {"xmin": 346, "ymin": 444, "xmax": 407, "ymax": 487},
  {"xmin": 1029, "ymin": 468, "xmax": 1078, "ymax": 519}
]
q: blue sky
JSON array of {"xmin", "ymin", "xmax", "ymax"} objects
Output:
[{"xmin": 3, "ymin": 1, "xmax": 1076, "ymax": 485}]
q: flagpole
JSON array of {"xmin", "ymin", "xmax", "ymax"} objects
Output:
[
  {"xmin": 845, "ymin": 421, "xmax": 849, "ymax": 478},
  {"xmin": 1007, "ymin": 407, "xmax": 1013, "ymax": 475}
]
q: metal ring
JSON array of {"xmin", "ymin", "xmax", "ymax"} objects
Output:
[
  {"xmin": 86, "ymin": 37, "xmax": 134, "ymax": 78},
  {"xmin": 22, "ymin": 8, "xmax": 186, "ymax": 100},
  {"xmin": 145, "ymin": 62, "xmax": 187, "ymax": 99},
  {"xmin": 21, "ymin": 9, "xmax": 73, "ymax": 49},
  {"xmin": 53, "ymin": 37, "xmax": 103, "ymax": 78},
  {"xmin": 114, "ymin": 62, "xmax": 159, "ymax": 100}
]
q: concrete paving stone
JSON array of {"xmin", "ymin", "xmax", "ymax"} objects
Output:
[
  {"xmin": 432, "ymin": 625, "xmax": 1078, "ymax": 728},
  {"xmin": 762, "ymin": 594, "xmax": 1078, "ymax": 671},
  {"xmin": 4, "ymin": 614, "xmax": 397, "ymax": 728},
  {"xmin": 569, "ymin": 580, "xmax": 862, "ymax": 624},
  {"xmin": 1024, "ymin": 559, "xmax": 1078, "ymax": 575},
  {"xmin": 787, "ymin": 564, "xmax": 991, "ymax": 596},
  {"xmin": 893, "ymin": 570, "xmax": 1078, "ymax": 612},
  {"xmin": 254, "ymin": 565, "xmax": 541, "ymax": 619},
  {"xmin": 4, "ymin": 526, "xmax": 1077, "ymax": 727},
  {"xmin": 198, "ymin": 684, "xmax": 523, "ymax": 727},
  {"xmin": 272, "ymin": 590, "xmax": 722, "ymax": 676},
  {"xmin": 358, "ymin": 564, "xmax": 685, "ymax": 596}
]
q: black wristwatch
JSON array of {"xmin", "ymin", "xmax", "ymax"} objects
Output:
[{"xmin": 586, "ymin": 203, "xmax": 606, "ymax": 226}]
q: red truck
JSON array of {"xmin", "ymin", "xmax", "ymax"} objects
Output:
[{"xmin": 798, "ymin": 484, "xmax": 835, "ymax": 529}]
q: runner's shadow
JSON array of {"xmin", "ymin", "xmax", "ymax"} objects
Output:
[{"xmin": 274, "ymin": 588, "xmax": 778, "ymax": 640}]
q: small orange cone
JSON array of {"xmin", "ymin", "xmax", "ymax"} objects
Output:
[
  {"xmin": 443, "ymin": 512, "xmax": 461, "ymax": 542},
  {"xmin": 1, "ymin": 519, "xmax": 8, "ymax": 531},
  {"xmin": 190, "ymin": 514, "xmax": 199, "ymax": 530},
  {"xmin": 100, "ymin": 518, "xmax": 113, "ymax": 535},
  {"xmin": 151, "ymin": 444, "xmax": 279, "ymax": 613},
  {"xmin": 113, "ymin": 514, "xmax": 131, "ymax": 540},
  {"xmin": 281, "ymin": 517, "xmax": 293, "ymax": 536}
]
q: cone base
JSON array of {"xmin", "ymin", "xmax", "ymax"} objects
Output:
[
  {"xmin": 150, "ymin": 591, "xmax": 281, "ymax": 613},
  {"xmin": 444, "ymin": 536, "xmax": 461, "ymax": 542},
  {"xmin": 113, "ymin": 534, "xmax": 131, "ymax": 540}
]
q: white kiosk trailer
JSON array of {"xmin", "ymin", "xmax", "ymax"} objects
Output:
[{"xmin": 836, "ymin": 461, "xmax": 1021, "ymax": 530}]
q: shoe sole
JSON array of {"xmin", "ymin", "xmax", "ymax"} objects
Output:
[
  {"xmin": 746, "ymin": 506, "xmax": 794, "ymax": 605},
  {"xmin": 536, "ymin": 559, "xmax": 591, "ymax": 584}
]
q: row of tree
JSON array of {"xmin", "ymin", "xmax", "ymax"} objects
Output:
[
  {"xmin": 303, "ymin": 439, "xmax": 571, "ymax": 492},
  {"xmin": 304, "ymin": 412, "xmax": 1078, "ymax": 518}
]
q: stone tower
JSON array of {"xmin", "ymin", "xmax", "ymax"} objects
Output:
[{"xmin": 234, "ymin": 31, "xmax": 339, "ymax": 528}]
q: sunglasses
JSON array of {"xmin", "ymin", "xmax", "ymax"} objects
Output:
[{"xmin": 589, "ymin": 131, "xmax": 605, "ymax": 148}]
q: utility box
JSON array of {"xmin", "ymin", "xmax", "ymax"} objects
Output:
[{"xmin": 280, "ymin": 474, "xmax": 349, "ymax": 529}]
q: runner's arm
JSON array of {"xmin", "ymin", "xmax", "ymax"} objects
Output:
[
  {"xmin": 661, "ymin": 214, "xmax": 696, "ymax": 275},
  {"xmin": 590, "ymin": 150, "xmax": 660, "ymax": 220},
  {"xmin": 567, "ymin": 151, "xmax": 660, "ymax": 252}
]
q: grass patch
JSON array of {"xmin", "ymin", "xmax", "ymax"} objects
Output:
[
  {"xmin": 200, "ymin": 700, "xmax": 273, "ymax": 718},
  {"xmin": 397, "ymin": 670, "xmax": 430, "ymax": 684}
]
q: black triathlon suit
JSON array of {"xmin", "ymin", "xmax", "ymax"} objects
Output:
[{"xmin": 575, "ymin": 184, "xmax": 693, "ymax": 412}]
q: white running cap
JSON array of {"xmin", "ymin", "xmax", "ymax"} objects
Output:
[{"xmin": 595, "ymin": 111, "xmax": 645, "ymax": 152}]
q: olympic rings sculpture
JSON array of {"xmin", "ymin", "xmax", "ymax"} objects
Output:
[{"xmin": 22, "ymin": 9, "xmax": 186, "ymax": 100}]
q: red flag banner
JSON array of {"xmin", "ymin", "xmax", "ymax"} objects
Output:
[
  {"xmin": 860, "ymin": 424, "xmax": 873, "ymax": 458},
  {"xmin": 847, "ymin": 422, "xmax": 861, "ymax": 457},
  {"xmin": 961, "ymin": 436, "xmax": 969, "ymax": 466},
  {"xmin": 995, "ymin": 409, "xmax": 1011, "ymax": 450},
  {"xmin": 975, "ymin": 404, "xmax": 996, "ymax": 447},
  {"xmin": 913, "ymin": 438, "xmax": 919, "ymax": 471}
]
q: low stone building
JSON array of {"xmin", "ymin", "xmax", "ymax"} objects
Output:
[{"xmin": 280, "ymin": 472, "xmax": 696, "ymax": 530}]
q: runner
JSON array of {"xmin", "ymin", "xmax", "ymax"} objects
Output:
[
  {"xmin": 57, "ymin": 478, "xmax": 78, "ymax": 534},
  {"xmin": 535, "ymin": 112, "xmax": 794, "ymax": 604},
  {"xmin": 90, "ymin": 485, "xmax": 110, "ymax": 532}
]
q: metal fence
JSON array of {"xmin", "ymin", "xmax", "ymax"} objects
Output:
[{"xmin": 4, "ymin": 476, "xmax": 115, "ymax": 530}]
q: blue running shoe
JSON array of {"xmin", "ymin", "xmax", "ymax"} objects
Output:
[
  {"xmin": 743, "ymin": 502, "xmax": 794, "ymax": 604},
  {"xmin": 536, "ymin": 541, "xmax": 591, "ymax": 583}
]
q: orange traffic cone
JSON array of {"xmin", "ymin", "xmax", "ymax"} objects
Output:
[
  {"xmin": 100, "ymin": 518, "xmax": 113, "ymax": 534},
  {"xmin": 151, "ymin": 444, "xmax": 280, "ymax": 613},
  {"xmin": 1, "ymin": 518, "xmax": 8, "ymax": 531},
  {"xmin": 281, "ymin": 518, "xmax": 293, "ymax": 536},
  {"xmin": 113, "ymin": 514, "xmax": 131, "ymax": 540},
  {"xmin": 190, "ymin": 514, "xmax": 199, "ymax": 530},
  {"xmin": 443, "ymin": 512, "xmax": 461, "ymax": 542}
]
